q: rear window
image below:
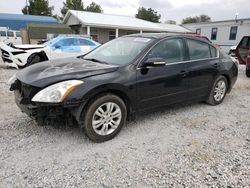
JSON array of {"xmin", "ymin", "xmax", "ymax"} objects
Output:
[
  {"xmin": 0, "ymin": 31, "xmax": 6, "ymax": 37},
  {"xmin": 187, "ymin": 39, "xmax": 211, "ymax": 60}
]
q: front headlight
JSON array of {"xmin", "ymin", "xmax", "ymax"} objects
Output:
[{"xmin": 32, "ymin": 80, "xmax": 84, "ymax": 103}]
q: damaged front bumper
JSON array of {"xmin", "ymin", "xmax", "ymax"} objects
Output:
[{"xmin": 12, "ymin": 80, "xmax": 86, "ymax": 126}]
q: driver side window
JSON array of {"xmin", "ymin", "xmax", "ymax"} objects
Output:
[{"xmin": 148, "ymin": 38, "xmax": 185, "ymax": 63}]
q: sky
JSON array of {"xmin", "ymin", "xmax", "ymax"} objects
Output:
[{"xmin": 0, "ymin": 0, "xmax": 249, "ymax": 23}]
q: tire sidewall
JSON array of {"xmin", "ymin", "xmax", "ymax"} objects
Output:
[{"xmin": 83, "ymin": 94, "xmax": 127, "ymax": 142}]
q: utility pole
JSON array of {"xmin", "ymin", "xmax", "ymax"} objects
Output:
[{"xmin": 26, "ymin": 0, "xmax": 29, "ymax": 15}]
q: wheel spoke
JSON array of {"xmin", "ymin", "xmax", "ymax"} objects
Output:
[{"xmin": 93, "ymin": 119, "xmax": 103, "ymax": 129}]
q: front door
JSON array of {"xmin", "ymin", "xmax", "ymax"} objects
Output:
[{"xmin": 136, "ymin": 38, "xmax": 189, "ymax": 110}]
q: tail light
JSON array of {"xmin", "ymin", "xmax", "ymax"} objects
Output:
[{"xmin": 247, "ymin": 49, "xmax": 250, "ymax": 65}]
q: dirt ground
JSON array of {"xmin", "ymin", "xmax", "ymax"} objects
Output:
[{"xmin": 0, "ymin": 61, "xmax": 249, "ymax": 187}]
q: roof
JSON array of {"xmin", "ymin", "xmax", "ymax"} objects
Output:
[
  {"xmin": 63, "ymin": 10, "xmax": 190, "ymax": 33},
  {"xmin": 0, "ymin": 13, "xmax": 58, "ymax": 30},
  {"xmin": 27, "ymin": 23, "xmax": 71, "ymax": 39},
  {"xmin": 182, "ymin": 18, "xmax": 250, "ymax": 26}
]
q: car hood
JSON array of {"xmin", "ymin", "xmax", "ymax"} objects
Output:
[{"xmin": 16, "ymin": 57, "xmax": 119, "ymax": 88}]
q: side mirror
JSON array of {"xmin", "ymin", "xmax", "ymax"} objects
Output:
[{"xmin": 143, "ymin": 58, "xmax": 166, "ymax": 67}]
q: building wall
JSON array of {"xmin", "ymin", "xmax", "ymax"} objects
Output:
[{"xmin": 183, "ymin": 19, "xmax": 250, "ymax": 53}]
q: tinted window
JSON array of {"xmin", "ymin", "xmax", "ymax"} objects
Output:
[
  {"xmin": 229, "ymin": 26, "xmax": 237, "ymax": 40},
  {"xmin": 0, "ymin": 31, "xmax": 6, "ymax": 37},
  {"xmin": 76, "ymin": 39, "xmax": 95, "ymax": 46},
  {"xmin": 211, "ymin": 28, "xmax": 217, "ymax": 40},
  {"xmin": 148, "ymin": 38, "xmax": 184, "ymax": 63},
  {"xmin": 187, "ymin": 39, "xmax": 211, "ymax": 60},
  {"xmin": 7, "ymin": 31, "xmax": 14, "ymax": 37},
  {"xmin": 210, "ymin": 46, "xmax": 217, "ymax": 58}
]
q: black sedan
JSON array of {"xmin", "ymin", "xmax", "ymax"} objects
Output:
[{"xmin": 10, "ymin": 33, "xmax": 238, "ymax": 142}]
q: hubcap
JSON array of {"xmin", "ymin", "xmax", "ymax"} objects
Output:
[
  {"xmin": 92, "ymin": 102, "xmax": 122, "ymax": 136},
  {"xmin": 214, "ymin": 80, "xmax": 226, "ymax": 102}
]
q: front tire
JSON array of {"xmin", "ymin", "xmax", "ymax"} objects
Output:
[
  {"xmin": 83, "ymin": 94, "xmax": 127, "ymax": 142},
  {"xmin": 246, "ymin": 68, "xmax": 250, "ymax": 77},
  {"xmin": 206, "ymin": 76, "xmax": 228, "ymax": 105}
]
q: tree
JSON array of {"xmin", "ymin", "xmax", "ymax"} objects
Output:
[
  {"xmin": 61, "ymin": 0, "xmax": 84, "ymax": 16},
  {"xmin": 200, "ymin": 14, "xmax": 211, "ymax": 22},
  {"xmin": 182, "ymin": 14, "xmax": 211, "ymax": 24},
  {"xmin": 85, "ymin": 2, "xmax": 103, "ymax": 13},
  {"xmin": 22, "ymin": 0, "xmax": 53, "ymax": 16},
  {"xmin": 136, "ymin": 7, "xmax": 161, "ymax": 23}
]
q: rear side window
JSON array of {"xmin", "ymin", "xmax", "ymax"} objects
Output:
[
  {"xmin": 148, "ymin": 38, "xmax": 185, "ymax": 63},
  {"xmin": 7, "ymin": 31, "xmax": 14, "ymax": 37},
  {"xmin": 187, "ymin": 39, "xmax": 211, "ymax": 60},
  {"xmin": 76, "ymin": 39, "xmax": 95, "ymax": 46},
  {"xmin": 0, "ymin": 31, "xmax": 6, "ymax": 36},
  {"xmin": 210, "ymin": 46, "xmax": 217, "ymax": 58}
]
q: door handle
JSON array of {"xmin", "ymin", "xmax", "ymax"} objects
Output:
[
  {"xmin": 213, "ymin": 63, "xmax": 220, "ymax": 68},
  {"xmin": 180, "ymin": 70, "xmax": 188, "ymax": 78}
]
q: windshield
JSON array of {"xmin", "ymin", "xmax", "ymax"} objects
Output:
[
  {"xmin": 43, "ymin": 37, "xmax": 61, "ymax": 46},
  {"xmin": 83, "ymin": 37, "xmax": 152, "ymax": 65}
]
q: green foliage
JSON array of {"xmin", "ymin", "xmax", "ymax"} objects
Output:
[
  {"xmin": 136, "ymin": 7, "xmax": 161, "ymax": 23},
  {"xmin": 85, "ymin": 2, "xmax": 103, "ymax": 13},
  {"xmin": 182, "ymin": 14, "xmax": 211, "ymax": 24},
  {"xmin": 61, "ymin": 0, "xmax": 84, "ymax": 16},
  {"xmin": 22, "ymin": 0, "xmax": 53, "ymax": 16}
]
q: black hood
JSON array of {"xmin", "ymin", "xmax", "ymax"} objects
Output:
[{"xmin": 16, "ymin": 57, "xmax": 118, "ymax": 88}]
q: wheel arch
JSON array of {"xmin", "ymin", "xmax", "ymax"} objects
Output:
[{"xmin": 70, "ymin": 84, "xmax": 136, "ymax": 127}]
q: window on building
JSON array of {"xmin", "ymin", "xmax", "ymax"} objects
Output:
[
  {"xmin": 90, "ymin": 30, "xmax": 98, "ymax": 42},
  {"xmin": 196, "ymin": 28, "xmax": 201, "ymax": 35},
  {"xmin": 0, "ymin": 31, "xmax": 6, "ymax": 37},
  {"xmin": 109, "ymin": 31, "xmax": 116, "ymax": 40},
  {"xmin": 7, "ymin": 31, "xmax": 14, "ymax": 37},
  {"xmin": 187, "ymin": 39, "xmax": 211, "ymax": 60},
  {"xmin": 229, "ymin": 26, "xmax": 237, "ymax": 40},
  {"xmin": 211, "ymin": 28, "xmax": 217, "ymax": 40}
]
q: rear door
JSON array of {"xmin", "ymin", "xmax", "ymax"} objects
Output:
[
  {"xmin": 236, "ymin": 36, "xmax": 250, "ymax": 64},
  {"xmin": 136, "ymin": 38, "xmax": 189, "ymax": 110},
  {"xmin": 185, "ymin": 38, "xmax": 220, "ymax": 99}
]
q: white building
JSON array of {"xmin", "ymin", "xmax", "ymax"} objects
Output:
[
  {"xmin": 63, "ymin": 10, "xmax": 190, "ymax": 44},
  {"xmin": 182, "ymin": 18, "xmax": 250, "ymax": 53}
]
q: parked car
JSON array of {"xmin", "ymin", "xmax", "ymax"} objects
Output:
[
  {"xmin": 235, "ymin": 36, "xmax": 250, "ymax": 77},
  {"xmin": 0, "ymin": 36, "xmax": 100, "ymax": 68},
  {"xmin": 10, "ymin": 33, "xmax": 238, "ymax": 142},
  {"xmin": 0, "ymin": 27, "xmax": 22, "ymax": 45}
]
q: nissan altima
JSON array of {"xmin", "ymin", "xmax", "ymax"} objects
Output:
[{"xmin": 10, "ymin": 33, "xmax": 238, "ymax": 142}]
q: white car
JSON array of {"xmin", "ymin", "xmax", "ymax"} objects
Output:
[{"xmin": 0, "ymin": 36, "xmax": 100, "ymax": 68}]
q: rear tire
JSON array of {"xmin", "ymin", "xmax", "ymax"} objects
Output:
[
  {"xmin": 206, "ymin": 76, "xmax": 228, "ymax": 105},
  {"xmin": 82, "ymin": 94, "xmax": 127, "ymax": 142},
  {"xmin": 26, "ymin": 54, "xmax": 41, "ymax": 67},
  {"xmin": 246, "ymin": 68, "xmax": 250, "ymax": 77}
]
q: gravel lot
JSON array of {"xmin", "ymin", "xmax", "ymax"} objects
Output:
[{"xmin": 0, "ymin": 60, "xmax": 249, "ymax": 187}]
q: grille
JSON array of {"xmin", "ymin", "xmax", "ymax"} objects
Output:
[
  {"xmin": 11, "ymin": 80, "xmax": 40, "ymax": 104},
  {"xmin": 1, "ymin": 49, "xmax": 12, "ymax": 63}
]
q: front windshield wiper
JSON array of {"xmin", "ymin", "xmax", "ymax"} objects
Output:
[{"xmin": 83, "ymin": 58, "xmax": 109, "ymax": 64}]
